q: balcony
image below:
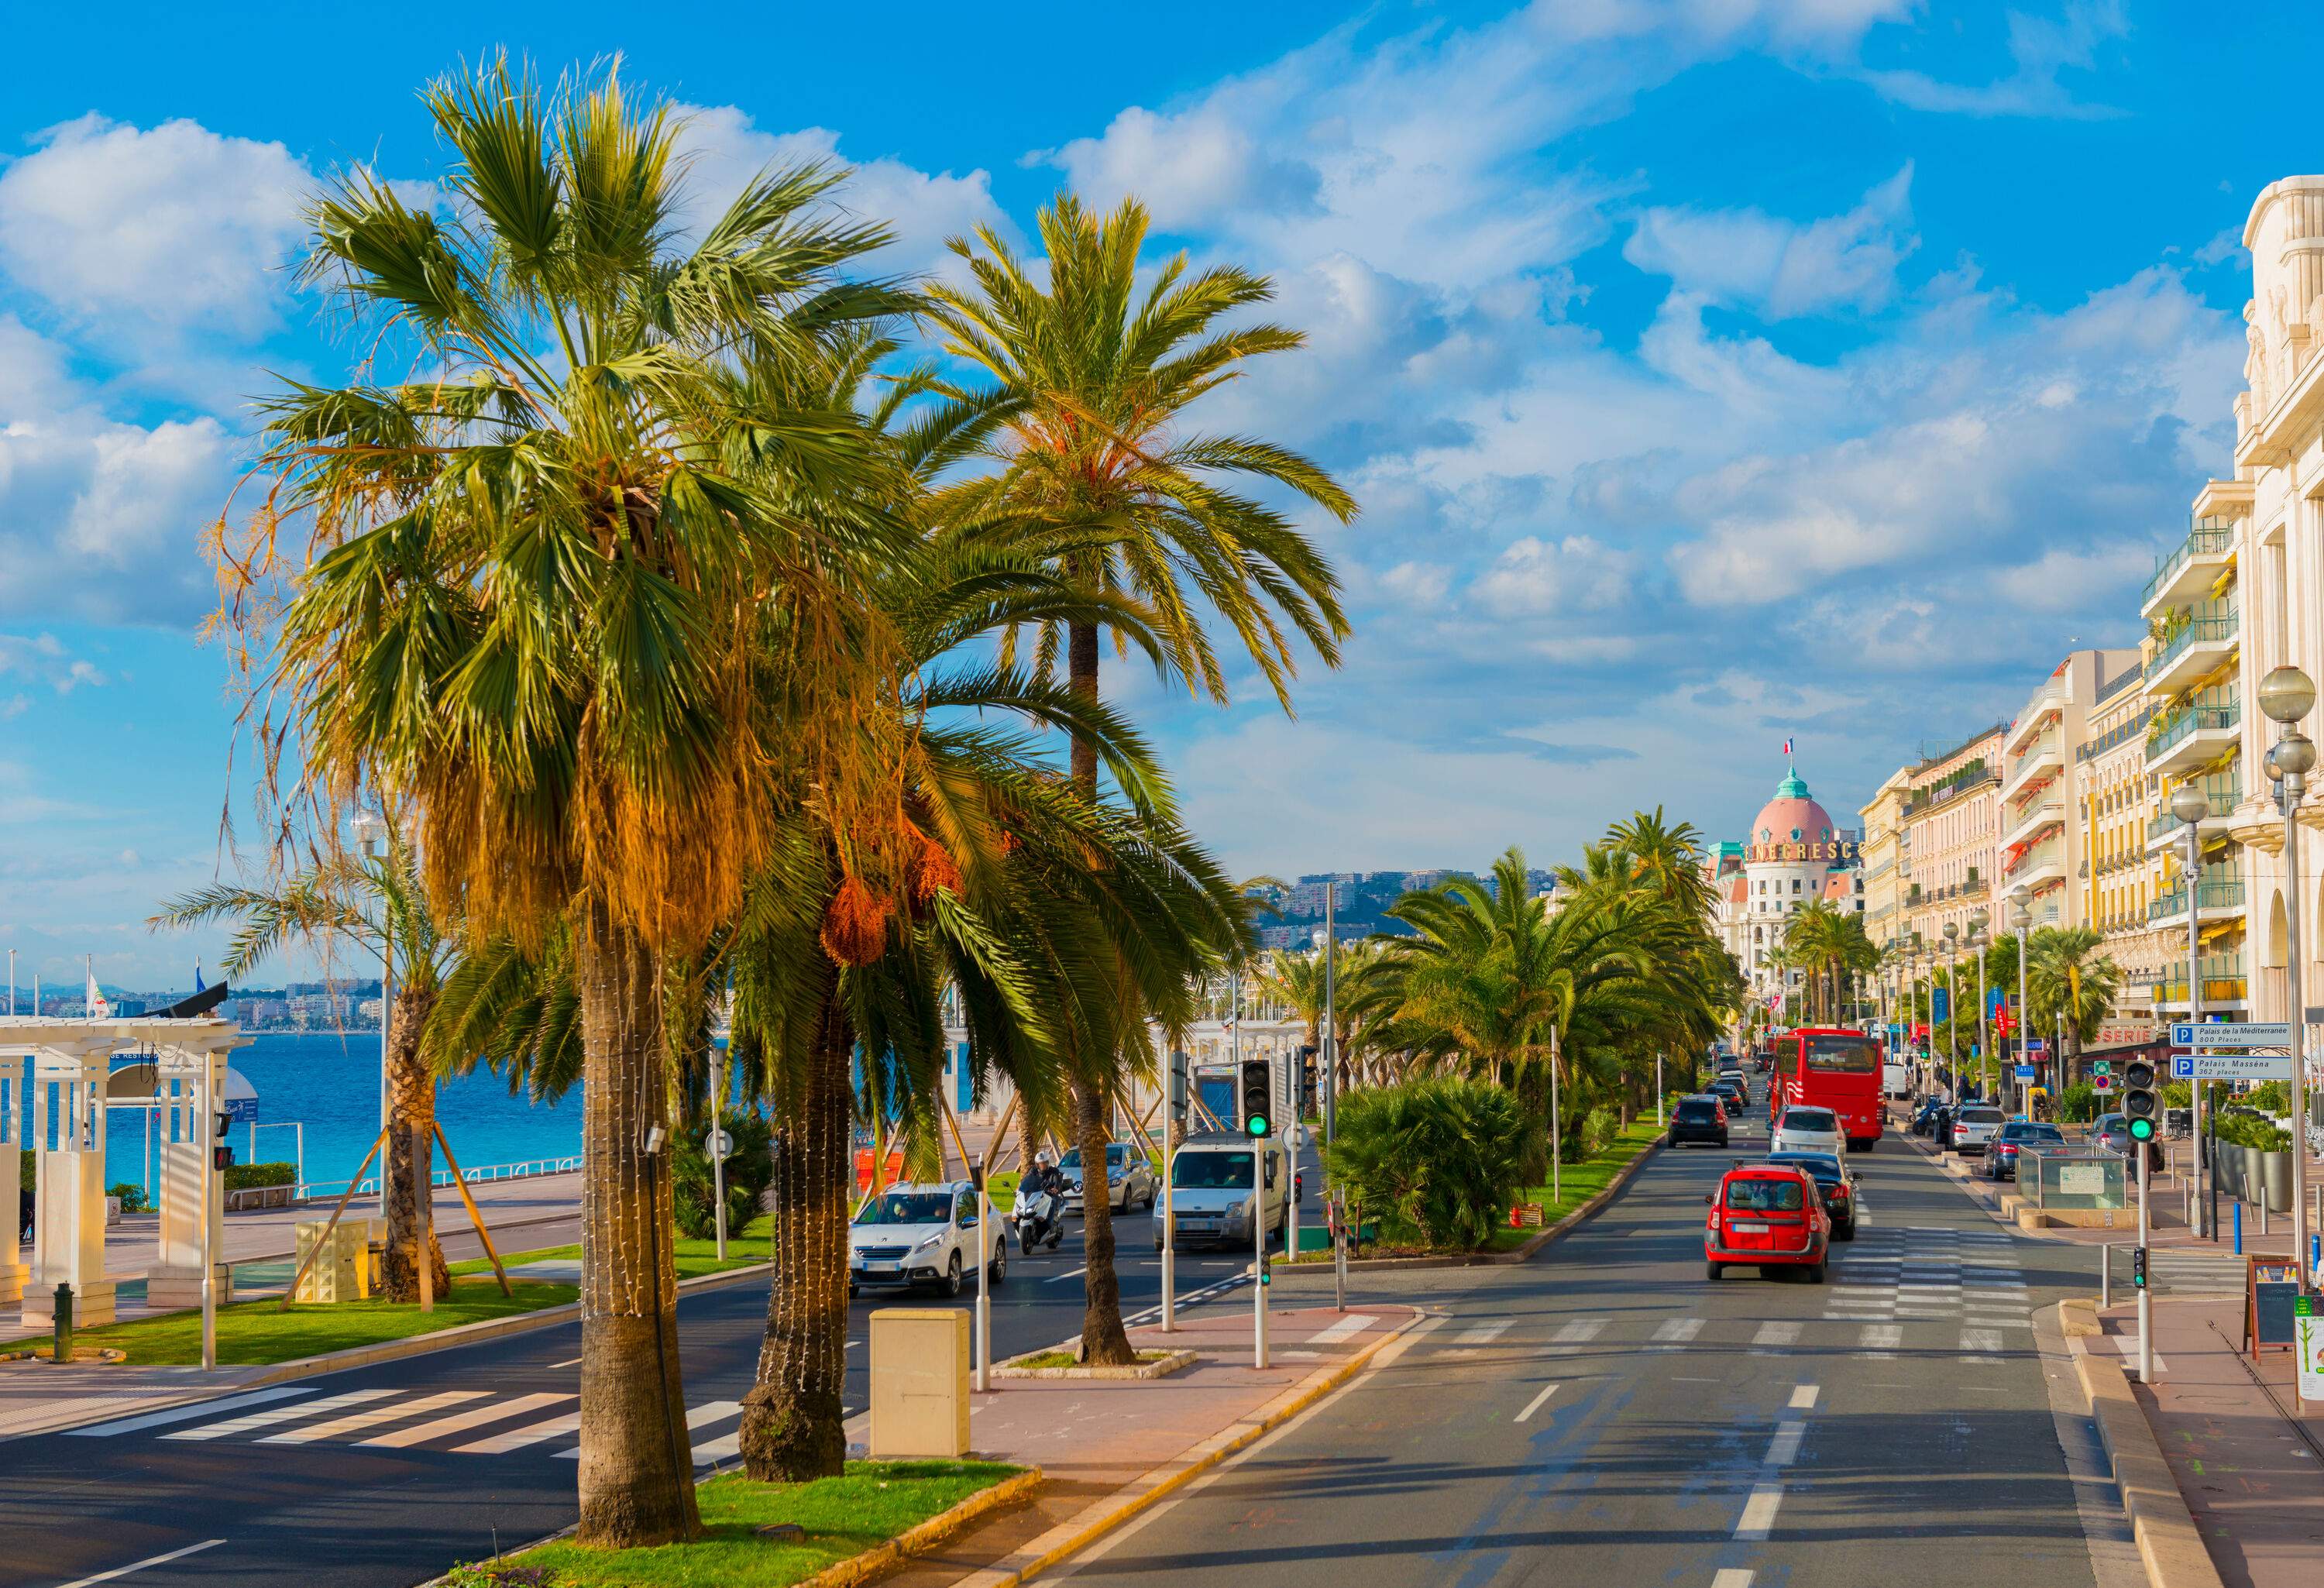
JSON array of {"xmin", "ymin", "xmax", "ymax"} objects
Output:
[
  {"xmin": 2139, "ymin": 520, "xmax": 2236, "ymax": 619},
  {"xmin": 2147, "ymin": 766, "xmax": 2243, "ymax": 851},
  {"xmin": 2147, "ymin": 875, "xmax": 2245, "ymax": 923},
  {"xmin": 2142, "ymin": 606, "xmax": 2239, "ymax": 700},
  {"xmin": 2150, "ymin": 950, "xmax": 2248, "ymax": 1009},
  {"xmin": 2000, "ymin": 733, "xmax": 2063, "ymax": 799},
  {"xmin": 2144, "ymin": 693, "xmax": 2240, "ymax": 776},
  {"xmin": 2001, "ymin": 790, "xmax": 2066, "ymax": 851},
  {"xmin": 2004, "ymin": 677, "xmax": 2070, "ymax": 754},
  {"xmin": 2003, "ymin": 834, "xmax": 2066, "ymax": 890}
]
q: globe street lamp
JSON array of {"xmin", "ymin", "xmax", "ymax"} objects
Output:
[
  {"xmin": 2170, "ymin": 783, "xmax": 2211, "ymax": 1239},
  {"xmin": 2258, "ymin": 664, "xmax": 2316, "ymax": 1305},
  {"xmin": 1968, "ymin": 913, "xmax": 1992, "ymax": 1105},
  {"xmin": 2010, "ymin": 886, "xmax": 2033, "ymax": 1112}
]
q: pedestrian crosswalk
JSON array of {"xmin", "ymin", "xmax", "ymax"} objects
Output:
[{"xmin": 68, "ymin": 1385, "xmax": 779, "ymax": 1465}]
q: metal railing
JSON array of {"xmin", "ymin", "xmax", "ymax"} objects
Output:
[
  {"xmin": 2006, "ymin": 836, "xmax": 2064, "ymax": 878},
  {"xmin": 2140, "ymin": 521, "xmax": 2236, "ymax": 609},
  {"xmin": 297, "ymin": 1153, "xmax": 583, "ymax": 1205},
  {"xmin": 2148, "ymin": 877, "xmax": 2246, "ymax": 920},
  {"xmin": 2144, "ymin": 608, "xmax": 2239, "ymax": 683},
  {"xmin": 2148, "ymin": 767, "xmax": 2243, "ymax": 842},
  {"xmin": 2078, "ymin": 704, "xmax": 2159, "ymax": 761},
  {"xmin": 2150, "ymin": 950, "xmax": 2248, "ymax": 1004},
  {"xmin": 2145, "ymin": 696, "xmax": 2240, "ymax": 763}
]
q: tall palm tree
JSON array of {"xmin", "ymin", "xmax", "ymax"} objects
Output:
[
  {"xmin": 920, "ymin": 192, "xmax": 1355, "ymax": 1363},
  {"xmin": 2026, "ymin": 926, "xmax": 2123, "ymax": 1078},
  {"xmin": 152, "ymin": 822, "xmax": 452, "ymax": 1301},
  {"xmin": 224, "ymin": 61, "xmax": 909, "ymax": 1546}
]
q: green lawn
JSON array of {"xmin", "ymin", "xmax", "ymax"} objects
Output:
[
  {"xmin": 456, "ymin": 1216, "xmax": 772, "ymax": 1284},
  {"xmin": 8, "ymin": 1277, "xmax": 579, "ymax": 1366},
  {"xmin": 1485, "ymin": 1117, "xmax": 1668, "ymax": 1250},
  {"xmin": 457, "ymin": 1462, "xmax": 1023, "ymax": 1587}
]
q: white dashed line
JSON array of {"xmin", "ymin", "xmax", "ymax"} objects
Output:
[
  {"xmin": 1514, "ymin": 1383, "xmax": 1559, "ymax": 1423},
  {"xmin": 1734, "ymin": 1482, "xmax": 1784, "ymax": 1538},
  {"xmin": 1789, "ymin": 1384, "xmax": 1820, "ymax": 1410}
]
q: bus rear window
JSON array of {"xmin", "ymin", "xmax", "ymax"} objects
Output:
[{"xmin": 1803, "ymin": 1036, "xmax": 1878, "ymax": 1073}]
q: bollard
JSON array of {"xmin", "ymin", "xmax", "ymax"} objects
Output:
[
  {"xmin": 2100, "ymin": 1244, "xmax": 2109, "ymax": 1308},
  {"xmin": 2233, "ymin": 1200, "xmax": 2243, "ymax": 1254},
  {"xmin": 2259, "ymin": 1196, "xmax": 2269, "ymax": 1239},
  {"xmin": 52, "ymin": 1283, "xmax": 73, "ymax": 1363}
]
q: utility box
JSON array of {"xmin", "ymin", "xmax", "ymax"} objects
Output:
[
  {"xmin": 868, "ymin": 1308, "xmax": 970, "ymax": 1459},
  {"xmin": 294, "ymin": 1217, "xmax": 383, "ymax": 1303}
]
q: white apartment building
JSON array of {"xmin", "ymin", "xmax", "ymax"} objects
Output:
[{"xmin": 1996, "ymin": 648, "xmax": 2140, "ymax": 932}]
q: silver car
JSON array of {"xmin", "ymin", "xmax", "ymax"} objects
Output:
[
  {"xmin": 1949, "ymin": 1105, "xmax": 2006, "ymax": 1154},
  {"xmin": 1061, "ymin": 1143, "xmax": 1160, "ymax": 1215}
]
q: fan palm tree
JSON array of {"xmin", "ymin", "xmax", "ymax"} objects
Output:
[
  {"xmin": 151, "ymin": 820, "xmax": 452, "ymax": 1301},
  {"xmin": 222, "ymin": 61, "xmax": 912, "ymax": 1545},
  {"xmin": 919, "ymin": 192, "xmax": 1355, "ymax": 1364}
]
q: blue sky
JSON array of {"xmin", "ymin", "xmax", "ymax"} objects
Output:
[{"xmin": 0, "ymin": 0, "xmax": 2313, "ymax": 988}]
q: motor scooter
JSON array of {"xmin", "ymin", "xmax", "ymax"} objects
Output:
[{"xmin": 1011, "ymin": 1180, "xmax": 1064, "ymax": 1254}]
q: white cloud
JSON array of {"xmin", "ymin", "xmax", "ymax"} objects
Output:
[
  {"xmin": 1852, "ymin": 0, "xmax": 2129, "ymax": 118},
  {"xmin": 1624, "ymin": 167, "xmax": 1917, "ymax": 318},
  {"xmin": 672, "ymin": 105, "xmax": 1006, "ymax": 277},
  {"xmin": 1379, "ymin": 561, "xmax": 1452, "ymax": 606},
  {"xmin": 0, "ymin": 114, "xmax": 309, "ymax": 338},
  {"xmin": 1472, "ymin": 534, "xmax": 1635, "ymax": 616}
]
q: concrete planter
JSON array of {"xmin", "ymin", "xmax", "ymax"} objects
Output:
[
  {"xmin": 2241, "ymin": 1144, "xmax": 2266, "ymax": 1204},
  {"xmin": 2216, "ymin": 1145, "xmax": 2245, "ymax": 1199},
  {"xmin": 2259, "ymin": 1148, "xmax": 2293, "ymax": 1213}
]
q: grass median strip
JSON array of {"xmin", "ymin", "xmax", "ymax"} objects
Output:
[
  {"xmin": 447, "ymin": 1461, "xmax": 1023, "ymax": 1588},
  {"xmin": 1485, "ymin": 1118, "xmax": 1667, "ymax": 1250},
  {"xmin": 454, "ymin": 1216, "xmax": 772, "ymax": 1283}
]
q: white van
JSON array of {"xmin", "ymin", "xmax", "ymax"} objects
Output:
[{"xmin": 1153, "ymin": 1133, "xmax": 1289, "ymax": 1249}]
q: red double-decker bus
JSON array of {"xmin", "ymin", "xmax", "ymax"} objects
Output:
[{"xmin": 1765, "ymin": 1026, "xmax": 1884, "ymax": 1151}]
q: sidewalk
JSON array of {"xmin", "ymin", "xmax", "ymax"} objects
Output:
[
  {"xmin": 873, "ymin": 1303, "xmax": 1418, "ymax": 1587},
  {"xmin": 2094, "ymin": 1294, "xmax": 2324, "ymax": 1588}
]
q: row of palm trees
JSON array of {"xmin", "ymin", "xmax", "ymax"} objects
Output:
[
  {"xmin": 1257, "ymin": 816, "xmax": 1744, "ymax": 1182},
  {"xmin": 194, "ymin": 62, "xmax": 1352, "ymax": 1548},
  {"xmin": 1888, "ymin": 926, "xmax": 2124, "ymax": 1076}
]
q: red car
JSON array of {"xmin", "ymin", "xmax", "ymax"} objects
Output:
[{"xmin": 1704, "ymin": 1163, "xmax": 1829, "ymax": 1282}]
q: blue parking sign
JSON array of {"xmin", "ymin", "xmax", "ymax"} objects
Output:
[{"xmin": 2170, "ymin": 1054, "xmax": 2195, "ymax": 1079}]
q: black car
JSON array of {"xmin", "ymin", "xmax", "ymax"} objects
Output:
[
  {"xmin": 1671, "ymin": 1094, "xmax": 1731, "ymax": 1148},
  {"xmin": 1764, "ymin": 1150, "xmax": 1858, "ymax": 1239},
  {"xmin": 1707, "ymin": 1078, "xmax": 1747, "ymax": 1115},
  {"xmin": 1985, "ymin": 1120, "xmax": 2065, "ymax": 1181}
]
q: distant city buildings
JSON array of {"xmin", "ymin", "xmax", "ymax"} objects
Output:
[{"xmin": 1706, "ymin": 768, "xmax": 1865, "ymax": 1016}]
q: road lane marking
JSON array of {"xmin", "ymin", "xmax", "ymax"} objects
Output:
[
  {"xmin": 1648, "ymin": 1317, "xmax": 1704, "ymax": 1350},
  {"xmin": 1712, "ymin": 1572, "xmax": 1755, "ymax": 1587},
  {"xmin": 1750, "ymin": 1321, "xmax": 1800, "ymax": 1355},
  {"xmin": 1549, "ymin": 1317, "xmax": 1607, "ymax": 1353},
  {"xmin": 54, "ymin": 1539, "xmax": 227, "ymax": 1586},
  {"xmin": 1453, "ymin": 1318, "xmax": 1514, "ymax": 1347},
  {"xmin": 547, "ymin": 1356, "xmax": 583, "ymax": 1370},
  {"xmin": 1308, "ymin": 1313, "xmax": 1377, "ymax": 1346},
  {"xmin": 260, "ymin": 1390, "xmax": 485, "ymax": 1445},
  {"xmin": 1514, "ymin": 1383, "xmax": 1559, "ymax": 1422},
  {"xmin": 1856, "ymin": 1324, "xmax": 1903, "ymax": 1354},
  {"xmin": 358, "ymin": 1392, "xmax": 572, "ymax": 1449},
  {"xmin": 1734, "ymin": 1482, "xmax": 1784, "ymax": 1538},
  {"xmin": 163, "ymin": 1388, "xmax": 394, "ymax": 1441},
  {"xmin": 1762, "ymin": 1420, "xmax": 1805, "ymax": 1466},
  {"xmin": 1045, "ymin": 1266, "xmax": 1089, "ymax": 1284},
  {"xmin": 454, "ymin": 1407, "xmax": 582, "ymax": 1455},
  {"xmin": 67, "ymin": 1387, "xmax": 315, "ymax": 1438},
  {"xmin": 1789, "ymin": 1384, "xmax": 1820, "ymax": 1409}
]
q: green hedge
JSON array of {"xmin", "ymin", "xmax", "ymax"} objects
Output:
[
  {"xmin": 225, "ymin": 1161, "xmax": 298, "ymax": 1191},
  {"xmin": 2211, "ymin": 1111, "xmax": 2292, "ymax": 1151},
  {"xmin": 1322, "ymin": 1077, "xmax": 1523, "ymax": 1250}
]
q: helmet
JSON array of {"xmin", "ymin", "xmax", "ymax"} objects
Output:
[{"xmin": 1034, "ymin": 1149, "xmax": 1054, "ymax": 1167}]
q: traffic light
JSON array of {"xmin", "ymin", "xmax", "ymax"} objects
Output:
[
  {"xmin": 1239, "ymin": 1059, "xmax": 1272, "ymax": 1137},
  {"xmin": 1167, "ymin": 1052, "xmax": 1189, "ymax": 1129},
  {"xmin": 1298, "ymin": 1043, "xmax": 1319, "ymax": 1117},
  {"xmin": 2132, "ymin": 1247, "xmax": 2149, "ymax": 1288},
  {"xmin": 2122, "ymin": 1057, "xmax": 2159, "ymax": 1142}
]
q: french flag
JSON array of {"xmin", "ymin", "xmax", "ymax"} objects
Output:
[{"xmin": 1781, "ymin": 737, "xmax": 1793, "ymax": 756}]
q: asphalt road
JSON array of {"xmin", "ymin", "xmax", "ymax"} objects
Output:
[
  {"xmin": 0, "ymin": 1196, "xmax": 1267, "ymax": 1588},
  {"xmin": 1046, "ymin": 1104, "xmax": 2146, "ymax": 1588}
]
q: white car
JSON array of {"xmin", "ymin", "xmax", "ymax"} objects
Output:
[
  {"xmin": 848, "ymin": 1181, "xmax": 1006, "ymax": 1297},
  {"xmin": 1770, "ymin": 1105, "xmax": 1847, "ymax": 1159},
  {"xmin": 1060, "ymin": 1143, "xmax": 1160, "ymax": 1215},
  {"xmin": 1948, "ymin": 1104, "xmax": 2006, "ymax": 1156}
]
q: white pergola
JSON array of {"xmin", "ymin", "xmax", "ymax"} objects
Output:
[{"xmin": 2, "ymin": 1016, "xmax": 247, "ymax": 1328}]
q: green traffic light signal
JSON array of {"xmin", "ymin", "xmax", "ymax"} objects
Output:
[
  {"xmin": 2127, "ymin": 1116, "xmax": 2155, "ymax": 1141},
  {"xmin": 1246, "ymin": 1113, "xmax": 1269, "ymax": 1137}
]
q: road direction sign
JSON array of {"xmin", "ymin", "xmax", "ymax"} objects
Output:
[
  {"xmin": 2027, "ymin": 1038, "xmax": 2047, "ymax": 1054},
  {"xmin": 2179, "ymin": 1052, "xmax": 2295, "ymax": 1081},
  {"xmin": 2171, "ymin": 1021, "xmax": 2291, "ymax": 1049}
]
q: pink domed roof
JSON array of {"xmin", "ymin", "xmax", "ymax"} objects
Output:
[{"xmin": 1750, "ymin": 768, "xmax": 1838, "ymax": 847}]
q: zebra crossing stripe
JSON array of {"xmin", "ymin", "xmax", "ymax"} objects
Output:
[
  {"xmin": 1454, "ymin": 1318, "xmax": 1514, "ymax": 1347},
  {"xmin": 1548, "ymin": 1318, "xmax": 1607, "ymax": 1353},
  {"xmin": 163, "ymin": 1389, "xmax": 395, "ymax": 1442},
  {"xmin": 1648, "ymin": 1317, "xmax": 1703, "ymax": 1350},
  {"xmin": 1751, "ymin": 1322, "xmax": 1801, "ymax": 1355},
  {"xmin": 1856, "ymin": 1324, "xmax": 1903, "ymax": 1354},
  {"xmin": 456, "ymin": 1407, "xmax": 581, "ymax": 1456},
  {"xmin": 553, "ymin": 1400, "xmax": 744, "ymax": 1459},
  {"xmin": 67, "ymin": 1387, "xmax": 316, "ymax": 1438},
  {"xmin": 359, "ymin": 1392, "xmax": 572, "ymax": 1449},
  {"xmin": 259, "ymin": 1390, "xmax": 485, "ymax": 1445}
]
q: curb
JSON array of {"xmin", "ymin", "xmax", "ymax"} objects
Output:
[
  {"xmin": 2058, "ymin": 1302, "xmax": 2226, "ymax": 1588},
  {"xmin": 994, "ymin": 1349, "xmax": 1198, "ymax": 1381},
  {"xmin": 795, "ymin": 1467, "xmax": 1046, "ymax": 1588},
  {"xmin": 954, "ymin": 1309, "xmax": 1422, "ymax": 1586},
  {"xmin": 5, "ymin": 1259, "xmax": 775, "ymax": 1441},
  {"xmin": 1299, "ymin": 1133, "xmax": 1668, "ymax": 1272}
]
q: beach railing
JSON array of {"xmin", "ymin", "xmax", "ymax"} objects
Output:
[{"xmin": 294, "ymin": 1153, "xmax": 583, "ymax": 1205}]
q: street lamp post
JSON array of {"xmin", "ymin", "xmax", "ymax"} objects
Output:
[
  {"xmin": 2171, "ymin": 786, "xmax": 2211, "ymax": 1240},
  {"xmin": 2258, "ymin": 665, "xmax": 2316, "ymax": 1319},
  {"xmin": 2010, "ymin": 888, "xmax": 2033, "ymax": 1113},
  {"xmin": 349, "ymin": 808, "xmax": 393, "ymax": 1218},
  {"xmin": 1968, "ymin": 915, "xmax": 1991, "ymax": 1107},
  {"xmin": 1943, "ymin": 921, "xmax": 1960, "ymax": 1097}
]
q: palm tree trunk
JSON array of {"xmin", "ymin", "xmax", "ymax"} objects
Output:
[
  {"xmin": 1067, "ymin": 618, "xmax": 1138, "ymax": 1366},
  {"xmin": 740, "ymin": 983, "xmax": 851, "ymax": 1480},
  {"xmin": 575, "ymin": 900, "xmax": 699, "ymax": 1547},
  {"xmin": 381, "ymin": 978, "xmax": 450, "ymax": 1303}
]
